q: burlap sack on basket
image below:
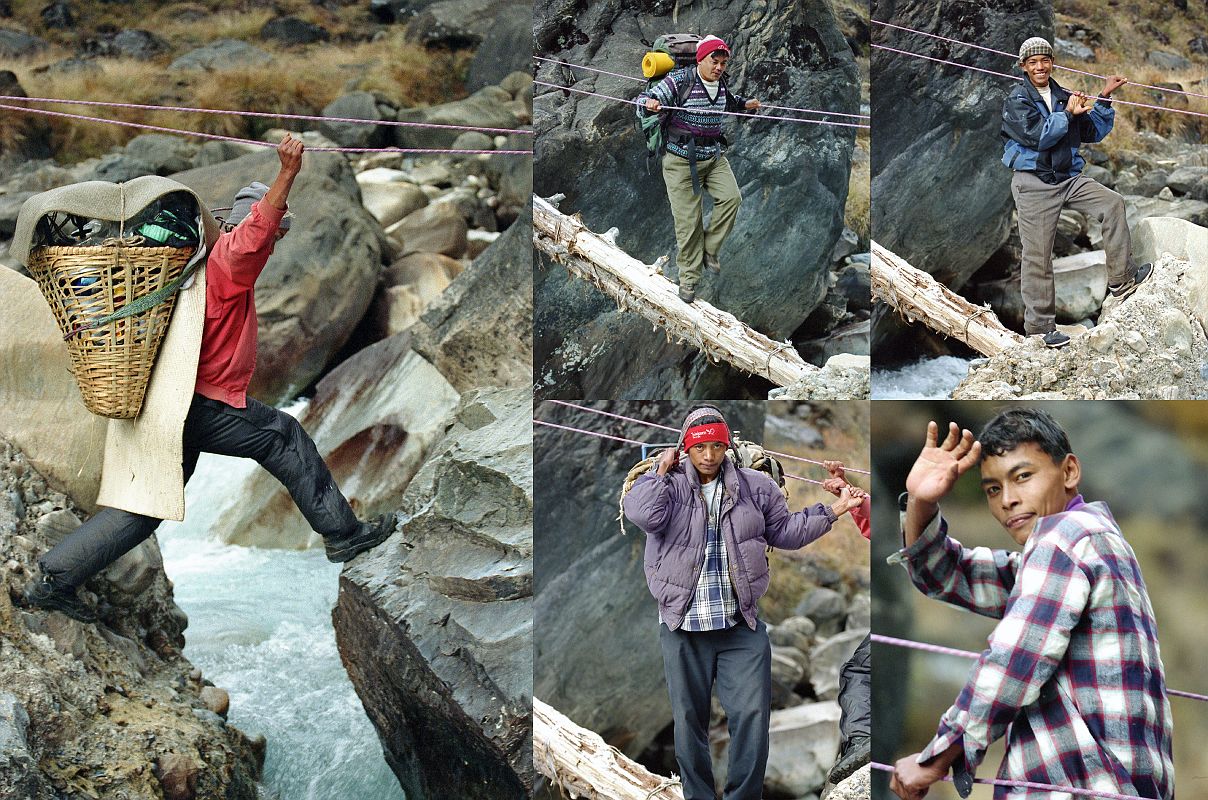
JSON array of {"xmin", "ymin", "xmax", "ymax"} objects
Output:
[
  {"xmin": 616, "ymin": 437, "xmax": 790, "ymax": 535},
  {"xmin": 12, "ymin": 176, "xmax": 221, "ymax": 521}
]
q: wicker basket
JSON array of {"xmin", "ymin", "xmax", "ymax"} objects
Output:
[{"xmin": 27, "ymin": 241, "xmax": 195, "ymax": 419}]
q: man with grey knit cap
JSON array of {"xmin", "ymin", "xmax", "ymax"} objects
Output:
[
  {"xmin": 23, "ymin": 134, "xmax": 393, "ymax": 624},
  {"xmin": 623, "ymin": 404, "xmax": 862, "ymax": 799},
  {"xmin": 1001, "ymin": 36, "xmax": 1150, "ymax": 348}
]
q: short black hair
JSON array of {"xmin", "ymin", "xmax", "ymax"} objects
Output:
[{"xmin": 978, "ymin": 407, "xmax": 1072, "ymax": 463}]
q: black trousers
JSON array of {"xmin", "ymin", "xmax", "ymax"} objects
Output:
[
  {"xmin": 838, "ymin": 633, "xmax": 871, "ymax": 745},
  {"xmin": 40, "ymin": 394, "xmax": 359, "ymax": 588},
  {"xmin": 659, "ymin": 620, "xmax": 771, "ymax": 800}
]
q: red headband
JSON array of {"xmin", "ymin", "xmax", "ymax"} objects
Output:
[{"xmin": 683, "ymin": 422, "xmax": 730, "ymax": 448}]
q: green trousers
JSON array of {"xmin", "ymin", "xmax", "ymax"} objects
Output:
[{"xmin": 662, "ymin": 152, "xmax": 742, "ymax": 289}]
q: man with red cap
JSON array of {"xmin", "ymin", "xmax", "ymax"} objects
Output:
[
  {"xmin": 638, "ymin": 36, "xmax": 761, "ymax": 303},
  {"xmin": 623, "ymin": 404, "xmax": 862, "ymax": 799}
]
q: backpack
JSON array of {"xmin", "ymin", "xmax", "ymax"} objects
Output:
[
  {"xmin": 617, "ymin": 437, "xmax": 789, "ymax": 536},
  {"xmin": 636, "ymin": 33, "xmax": 704, "ymax": 159}
]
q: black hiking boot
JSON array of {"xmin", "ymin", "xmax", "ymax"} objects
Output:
[
  {"xmin": 22, "ymin": 573, "xmax": 98, "ymax": 624},
  {"xmin": 1108, "ymin": 261, "xmax": 1153, "ymax": 299},
  {"xmin": 826, "ymin": 734, "xmax": 870, "ymax": 785},
  {"xmin": 324, "ymin": 514, "xmax": 396, "ymax": 563},
  {"xmin": 1042, "ymin": 329, "xmax": 1071, "ymax": 348},
  {"xmin": 678, "ymin": 283, "xmax": 696, "ymax": 303}
]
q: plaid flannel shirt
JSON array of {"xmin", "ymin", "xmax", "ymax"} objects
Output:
[
  {"xmin": 678, "ymin": 478, "xmax": 739, "ymax": 631},
  {"xmin": 892, "ymin": 499, "xmax": 1174, "ymax": 799}
]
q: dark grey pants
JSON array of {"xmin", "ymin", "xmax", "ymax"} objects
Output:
[
  {"xmin": 1011, "ymin": 171, "xmax": 1135, "ymax": 334},
  {"xmin": 659, "ymin": 620, "xmax": 771, "ymax": 800},
  {"xmin": 40, "ymin": 394, "xmax": 359, "ymax": 588},
  {"xmin": 838, "ymin": 634, "xmax": 871, "ymax": 745}
]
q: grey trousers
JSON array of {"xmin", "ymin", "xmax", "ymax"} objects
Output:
[
  {"xmin": 1011, "ymin": 171, "xmax": 1135, "ymax": 334},
  {"xmin": 39, "ymin": 394, "xmax": 359, "ymax": 588},
  {"xmin": 659, "ymin": 620, "xmax": 771, "ymax": 800}
]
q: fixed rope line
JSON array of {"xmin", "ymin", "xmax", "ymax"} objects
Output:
[
  {"xmin": 543, "ymin": 400, "xmax": 870, "ymax": 476},
  {"xmin": 872, "ymin": 19, "xmax": 1208, "ymax": 102},
  {"xmin": 533, "ymin": 80, "xmax": 871, "ymax": 129},
  {"xmin": 533, "ymin": 417, "xmax": 829, "ymax": 487},
  {"xmin": 869, "ymin": 762, "xmax": 1150, "ymax": 800},
  {"xmin": 533, "ymin": 54, "xmax": 869, "ymax": 119},
  {"xmin": 0, "ymin": 102, "xmax": 534, "ymax": 154},
  {"xmin": 872, "ymin": 43, "xmax": 1208, "ymax": 120},
  {"xmin": 871, "ymin": 633, "xmax": 1208, "ymax": 703},
  {"xmin": 0, "ymin": 93, "xmax": 534, "ymax": 136}
]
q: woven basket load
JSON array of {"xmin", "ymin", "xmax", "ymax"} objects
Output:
[{"xmin": 26, "ymin": 240, "xmax": 194, "ymax": 419}]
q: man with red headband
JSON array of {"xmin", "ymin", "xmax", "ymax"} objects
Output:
[
  {"xmin": 623, "ymin": 405, "xmax": 862, "ymax": 800},
  {"xmin": 638, "ymin": 35, "xmax": 762, "ymax": 303}
]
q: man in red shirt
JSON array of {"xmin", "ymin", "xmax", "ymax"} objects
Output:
[{"xmin": 24, "ymin": 135, "xmax": 392, "ymax": 624}]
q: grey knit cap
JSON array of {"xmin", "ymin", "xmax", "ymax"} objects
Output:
[
  {"xmin": 228, "ymin": 181, "xmax": 293, "ymax": 230},
  {"xmin": 1018, "ymin": 37, "xmax": 1054, "ymax": 63}
]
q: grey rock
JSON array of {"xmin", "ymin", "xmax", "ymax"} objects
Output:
[
  {"xmin": 370, "ymin": 0, "xmax": 410, "ymax": 23},
  {"xmin": 124, "ymin": 134, "xmax": 198, "ymax": 175},
  {"xmin": 831, "ymin": 228, "xmax": 860, "ymax": 264},
  {"xmin": 769, "ymin": 615, "xmax": 816, "ymax": 655},
  {"xmin": 100, "ymin": 538, "xmax": 163, "ymax": 598},
  {"xmin": 83, "ymin": 28, "xmax": 169, "ymax": 59},
  {"xmin": 1082, "ymin": 164, "xmax": 1114, "ymax": 187},
  {"xmin": 0, "ymin": 191, "xmax": 35, "ymax": 238},
  {"xmin": 42, "ymin": 56, "xmax": 101, "ymax": 74},
  {"xmin": 0, "ymin": 28, "xmax": 47, "ymax": 58},
  {"xmin": 1125, "ymin": 195, "xmax": 1208, "ymax": 229},
  {"xmin": 795, "ymin": 587, "xmax": 848, "ymax": 637},
  {"xmin": 191, "ymin": 140, "xmax": 259, "ymax": 168},
  {"xmin": 360, "ymin": 180, "xmax": 429, "ymax": 227},
  {"xmin": 391, "ymin": 200, "xmax": 469, "ymax": 258},
  {"xmin": 771, "ymin": 646, "xmax": 808, "ymax": 707},
  {"xmin": 171, "ymin": 149, "xmax": 381, "ymax": 404},
  {"xmin": 334, "ymin": 388, "xmax": 534, "ymax": 798},
  {"xmin": 40, "ymin": 1, "xmax": 74, "ymax": 28},
  {"xmin": 836, "ymin": 262, "xmax": 871, "ymax": 312},
  {"xmin": 714, "ymin": 702, "xmax": 841, "ymax": 797},
  {"xmin": 466, "ymin": 2, "xmax": 530, "ymax": 91},
  {"xmin": 1167, "ymin": 166, "xmax": 1208, "ymax": 198},
  {"xmin": 259, "ymin": 16, "xmax": 329, "ymax": 45},
  {"xmin": 845, "ymin": 593, "xmax": 870, "ymax": 630},
  {"xmin": 452, "ymin": 131, "xmax": 494, "ymax": 152},
  {"xmin": 1135, "ymin": 170, "xmax": 1170, "ymax": 198},
  {"xmin": 809, "ymin": 628, "xmax": 869, "ymax": 700},
  {"xmin": 85, "ymin": 153, "xmax": 159, "ymax": 183},
  {"xmin": 321, "ymin": 91, "xmax": 390, "ymax": 149},
  {"xmin": 0, "ymin": 692, "xmax": 35, "ymax": 800},
  {"xmin": 1055, "ymin": 37, "xmax": 1094, "ymax": 62},
  {"xmin": 0, "ymin": 72, "xmax": 51, "ymax": 165},
  {"xmin": 829, "ymin": 765, "xmax": 872, "ymax": 800},
  {"xmin": 169, "ymin": 39, "xmax": 273, "ymax": 71},
  {"xmin": 395, "ymin": 86, "xmax": 522, "ymax": 151},
  {"xmin": 1147, "ymin": 50, "xmax": 1191, "ymax": 70}
]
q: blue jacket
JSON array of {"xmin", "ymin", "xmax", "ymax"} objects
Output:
[{"xmin": 1001, "ymin": 78, "xmax": 1114, "ymax": 184}]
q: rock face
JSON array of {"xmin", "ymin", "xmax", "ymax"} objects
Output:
[
  {"xmin": 170, "ymin": 149, "xmax": 383, "ymax": 404},
  {"xmin": 534, "ymin": 0, "xmax": 859, "ymax": 397},
  {"xmin": 0, "ymin": 266, "xmax": 107, "ymax": 513},
  {"xmin": 533, "ymin": 403, "xmax": 766, "ymax": 756},
  {"xmin": 955, "ymin": 254, "xmax": 1208, "ymax": 399},
  {"xmin": 0, "ymin": 441, "xmax": 261, "ymax": 800},
  {"xmin": 333, "ymin": 387, "xmax": 533, "ymax": 799}
]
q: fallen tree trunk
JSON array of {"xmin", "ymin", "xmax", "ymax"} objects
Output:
[
  {"xmin": 533, "ymin": 195, "xmax": 815, "ymax": 388},
  {"xmin": 533, "ymin": 697, "xmax": 684, "ymax": 800},
  {"xmin": 871, "ymin": 241, "xmax": 1024, "ymax": 357}
]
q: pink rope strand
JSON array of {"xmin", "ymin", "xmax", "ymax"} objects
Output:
[
  {"xmin": 543, "ymin": 400, "xmax": 871, "ymax": 475},
  {"xmin": 532, "ymin": 80, "xmax": 871, "ymax": 129},
  {"xmin": 871, "ymin": 43, "xmax": 1208, "ymax": 120},
  {"xmin": 872, "ymin": 19, "xmax": 1208, "ymax": 102},
  {"xmin": 869, "ymin": 762, "xmax": 1152, "ymax": 800},
  {"xmin": 0, "ymin": 93, "xmax": 534, "ymax": 136},
  {"xmin": 0, "ymin": 102, "xmax": 533, "ymax": 154},
  {"xmin": 871, "ymin": 634, "xmax": 1208, "ymax": 703},
  {"xmin": 533, "ymin": 54, "xmax": 870, "ymax": 119}
]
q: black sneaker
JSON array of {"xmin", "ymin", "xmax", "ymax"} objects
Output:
[
  {"xmin": 827, "ymin": 734, "xmax": 870, "ymax": 785},
  {"xmin": 1042, "ymin": 330, "xmax": 1071, "ymax": 348},
  {"xmin": 678, "ymin": 284, "xmax": 696, "ymax": 303},
  {"xmin": 1108, "ymin": 262, "xmax": 1153, "ymax": 299},
  {"xmin": 324, "ymin": 514, "xmax": 396, "ymax": 563},
  {"xmin": 22, "ymin": 574, "xmax": 98, "ymax": 623}
]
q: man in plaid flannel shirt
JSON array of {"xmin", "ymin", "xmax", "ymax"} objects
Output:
[{"xmin": 889, "ymin": 408, "xmax": 1174, "ymax": 800}]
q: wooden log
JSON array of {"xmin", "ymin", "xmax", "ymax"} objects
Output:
[
  {"xmin": 533, "ymin": 195, "xmax": 815, "ymax": 388},
  {"xmin": 533, "ymin": 697, "xmax": 684, "ymax": 800},
  {"xmin": 871, "ymin": 241, "xmax": 1025, "ymax": 357}
]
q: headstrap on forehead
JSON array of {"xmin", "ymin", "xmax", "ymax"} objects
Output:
[{"xmin": 684, "ymin": 422, "xmax": 731, "ymax": 447}]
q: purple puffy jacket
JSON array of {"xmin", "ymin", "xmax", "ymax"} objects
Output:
[{"xmin": 622, "ymin": 458, "xmax": 836, "ymax": 631}]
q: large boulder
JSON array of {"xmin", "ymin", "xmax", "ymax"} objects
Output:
[
  {"xmin": 169, "ymin": 39, "xmax": 273, "ymax": 71},
  {"xmin": 333, "ymin": 387, "xmax": 534, "ymax": 799},
  {"xmin": 533, "ymin": 402, "xmax": 765, "ymax": 756},
  {"xmin": 170, "ymin": 149, "xmax": 383, "ymax": 404},
  {"xmin": 0, "ymin": 267, "xmax": 107, "ymax": 511},
  {"xmin": 395, "ymin": 86, "xmax": 525, "ymax": 151},
  {"xmin": 209, "ymin": 333, "xmax": 461, "ymax": 549},
  {"xmin": 534, "ymin": 0, "xmax": 858, "ymax": 396},
  {"xmin": 0, "ymin": 29, "xmax": 47, "ymax": 58},
  {"xmin": 0, "ymin": 442, "xmax": 262, "ymax": 799},
  {"xmin": 321, "ymin": 92, "xmax": 391, "ymax": 149},
  {"xmin": 465, "ymin": 2, "xmax": 531, "ymax": 91},
  {"xmin": 0, "ymin": 72, "xmax": 51, "ymax": 166},
  {"xmin": 871, "ymin": 1, "xmax": 1051, "ymax": 348},
  {"xmin": 711, "ymin": 701, "xmax": 841, "ymax": 797}
]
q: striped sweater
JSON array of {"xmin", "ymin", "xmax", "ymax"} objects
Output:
[{"xmin": 638, "ymin": 66, "xmax": 747, "ymax": 160}]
